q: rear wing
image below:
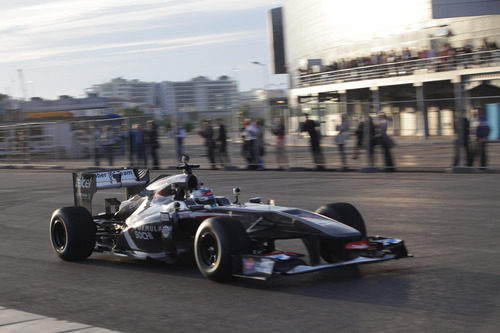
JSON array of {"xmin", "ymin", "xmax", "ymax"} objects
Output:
[{"xmin": 73, "ymin": 168, "xmax": 150, "ymax": 214}]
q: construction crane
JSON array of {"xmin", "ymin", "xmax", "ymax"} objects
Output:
[{"xmin": 17, "ymin": 69, "xmax": 28, "ymax": 101}]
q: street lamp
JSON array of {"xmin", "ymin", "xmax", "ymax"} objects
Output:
[{"xmin": 251, "ymin": 61, "xmax": 269, "ymax": 122}]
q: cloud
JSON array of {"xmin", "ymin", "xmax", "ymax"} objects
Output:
[
  {"xmin": 0, "ymin": 30, "xmax": 261, "ymax": 65},
  {"xmin": 0, "ymin": 0, "xmax": 280, "ymax": 64}
]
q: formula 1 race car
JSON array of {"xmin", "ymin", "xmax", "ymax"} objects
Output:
[{"xmin": 50, "ymin": 157, "xmax": 410, "ymax": 282}]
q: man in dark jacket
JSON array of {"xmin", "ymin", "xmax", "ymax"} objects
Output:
[
  {"xmin": 147, "ymin": 120, "xmax": 160, "ymax": 169},
  {"xmin": 199, "ymin": 119, "xmax": 216, "ymax": 169},
  {"xmin": 467, "ymin": 108, "xmax": 490, "ymax": 169},
  {"xmin": 300, "ymin": 114, "xmax": 325, "ymax": 170},
  {"xmin": 216, "ymin": 118, "xmax": 229, "ymax": 167},
  {"xmin": 452, "ymin": 116, "xmax": 470, "ymax": 167}
]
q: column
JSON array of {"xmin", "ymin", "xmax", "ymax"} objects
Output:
[
  {"xmin": 339, "ymin": 90, "xmax": 347, "ymax": 115},
  {"xmin": 414, "ymin": 82, "xmax": 429, "ymax": 138},
  {"xmin": 453, "ymin": 77, "xmax": 465, "ymax": 167},
  {"xmin": 370, "ymin": 86, "xmax": 380, "ymax": 113}
]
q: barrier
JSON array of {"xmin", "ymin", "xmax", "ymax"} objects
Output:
[{"xmin": 1, "ymin": 103, "xmax": 499, "ymax": 172}]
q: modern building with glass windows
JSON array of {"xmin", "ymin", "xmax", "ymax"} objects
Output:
[
  {"xmin": 91, "ymin": 76, "xmax": 238, "ymax": 123},
  {"xmin": 281, "ymin": 0, "xmax": 500, "ymax": 137},
  {"xmin": 159, "ymin": 76, "xmax": 239, "ymax": 123}
]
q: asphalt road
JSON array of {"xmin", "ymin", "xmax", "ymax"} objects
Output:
[{"xmin": 1, "ymin": 169, "xmax": 499, "ymax": 332}]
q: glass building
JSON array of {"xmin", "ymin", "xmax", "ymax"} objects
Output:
[{"xmin": 282, "ymin": 0, "xmax": 500, "ymax": 137}]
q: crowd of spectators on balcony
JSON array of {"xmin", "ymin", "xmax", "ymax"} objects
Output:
[{"xmin": 298, "ymin": 38, "xmax": 499, "ymax": 85}]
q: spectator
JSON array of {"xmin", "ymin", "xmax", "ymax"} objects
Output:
[
  {"xmin": 352, "ymin": 117, "xmax": 364, "ymax": 160},
  {"xmin": 300, "ymin": 113, "xmax": 325, "ymax": 170},
  {"xmin": 271, "ymin": 117, "xmax": 288, "ymax": 170},
  {"xmin": 365, "ymin": 115, "xmax": 378, "ymax": 167},
  {"xmin": 100, "ymin": 125, "xmax": 117, "ymax": 166},
  {"xmin": 241, "ymin": 118, "xmax": 258, "ymax": 170},
  {"xmin": 175, "ymin": 123, "xmax": 187, "ymax": 162},
  {"xmin": 215, "ymin": 118, "xmax": 229, "ymax": 168},
  {"xmin": 199, "ymin": 119, "xmax": 216, "ymax": 169},
  {"xmin": 452, "ymin": 116, "xmax": 470, "ymax": 167},
  {"xmin": 130, "ymin": 123, "xmax": 147, "ymax": 167},
  {"xmin": 467, "ymin": 108, "xmax": 490, "ymax": 169},
  {"xmin": 119, "ymin": 124, "xmax": 129, "ymax": 156},
  {"xmin": 335, "ymin": 113, "xmax": 349, "ymax": 171},
  {"xmin": 256, "ymin": 119, "xmax": 265, "ymax": 170},
  {"xmin": 375, "ymin": 113, "xmax": 395, "ymax": 171},
  {"xmin": 147, "ymin": 120, "xmax": 160, "ymax": 170}
]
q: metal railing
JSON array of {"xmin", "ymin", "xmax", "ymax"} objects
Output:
[
  {"xmin": 0, "ymin": 100, "xmax": 499, "ymax": 172},
  {"xmin": 297, "ymin": 50, "xmax": 500, "ymax": 88}
]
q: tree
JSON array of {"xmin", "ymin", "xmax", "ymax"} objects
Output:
[
  {"xmin": 238, "ymin": 104, "xmax": 250, "ymax": 122},
  {"xmin": 120, "ymin": 106, "xmax": 144, "ymax": 118},
  {"xmin": 183, "ymin": 122, "xmax": 194, "ymax": 133}
]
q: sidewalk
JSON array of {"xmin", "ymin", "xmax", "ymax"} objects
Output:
[{"xmin": 1, "ymin": 133, "xmax": 499, "ymax": 173}]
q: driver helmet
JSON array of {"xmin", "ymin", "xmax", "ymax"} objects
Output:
[{"xmin": 190, "ymin": 188, "xmax": 217, "ymax": 207}]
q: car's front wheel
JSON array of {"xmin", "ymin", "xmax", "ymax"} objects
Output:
[
  {"xmin": 50, "ymin": 206, "xmax": 96, "ymax": 261},
  {"xmin": 194, "ymin": 217, "xmax": 250, "ymax": 282},
  {"xmin": 315, "ymin": 202, "xmax": 367, "ymax": 263}
]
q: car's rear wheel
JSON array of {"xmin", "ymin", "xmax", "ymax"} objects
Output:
[
  {"xmin": 315, "ymin": 202, "xmax": 367, "ymax": 263},
  {"xmin": 50, "ymin": 206, "xmax": 96, "ymax": 261},
  {"xmin": 194, "ymin": 217, "xmax": 250, "ymax": 282}
]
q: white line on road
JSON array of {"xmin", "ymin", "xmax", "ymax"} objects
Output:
[{"xmin": 0, "ymin": 306, "xmax": 122, "ymax": 332}]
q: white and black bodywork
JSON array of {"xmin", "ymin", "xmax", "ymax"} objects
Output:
[{"xmin": 50, "ymin": 157, "xmax": 410, "ymax": 282}]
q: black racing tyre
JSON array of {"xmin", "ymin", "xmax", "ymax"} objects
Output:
[
  {"xmin": 315, "ymin": 202, "xmax": 367, "ymax": 263},
  {"xmin": 50, "ymin": 206, "xmax": 96, "ymax": 261},
  {"xmin": 315, "ymin": 202, "xmax": 367, "ymax": 236},
  {"xmin": 194, "ymin": 217, "xmax": 250, "ymax": 282}
]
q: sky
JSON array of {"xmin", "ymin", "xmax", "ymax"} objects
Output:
[{"xmin": 0, "ymin": 0, "xmax": 287, "ymax": 100}]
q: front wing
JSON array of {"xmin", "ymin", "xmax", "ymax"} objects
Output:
[{"xmin": 233, "ymin": 237, "xmax": 410, "ymax": 280}]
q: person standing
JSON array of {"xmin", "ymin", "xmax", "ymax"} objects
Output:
[
  {"xmin": 100, "ymin": 125, "xmax": 116, "ymax": 166},
  {"xmin": 366, "ymin": 115, "xmax": 378, "ymax": 167},
  {"xmin": 215, "ymin": 118, "xmax": 229, "ymax": 167},
  {"xmin": 272, "ymin": 117, "xmax": 288, "ymax": 169},
  {"xmin": 300, "ymin": 114, "xmax": 325, "ymax": 170},
  {"xmin": 452, "ymin": 116, "xmax": 470, "ymax": 167},
  {"xmin": 256, "ymin": 119, "xmax": 265, "ymax": 170},
  {"xmin": 352, "ymin": 117, "xmax": 364, "ymax": 160},
  {"xmin": 335, "ymin": 113, "xmax": 349, "ymax": 171},
  {"xmin": 241, "ymin": 118, "xmax": 258, "ymax": 170},
  {"xmin": 467, "ymin": 108, "xmax": 490, "ymax": 169},
  {"xmin": 129, "ymin": 123, "xmax": 147, "ymax": 167},
  {"xmin": 147, "ymin": 120, "xmax": 160, "ymax": 169},
  {"xmin": 376, "ymin": 113, "xmax": 395, "ymax": 171},
  {"xmin": 199, "ymin": 119, "xmax": 216, "ymax": 169},
  {"xmin": 175, "ymin": 124, "xmax": 187, "ymax": 162}
]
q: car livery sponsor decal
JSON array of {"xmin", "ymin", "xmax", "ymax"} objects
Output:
[
  {"xmin": 242, "ymin": 256, "xmax": 275, "ymax": 276},
  {"xmin": 134, "ymin": 230, "xmax": 154, "ymax": 240},
  {"xmin": 136, "ymin": 225, "xmax": 162, "ymax": 232},
  {"xmin": 345, "ymin": 240, "xmax": 370, "ymax": 250},
  {"xmin": 132, "ymin": 224, "xmax": 161, "ymax": 240},
  {"xmin": 96, "ymin": 169, "xmax": 137, "ymax": 185},
  {"xmin": 75, "ymin": 175, "xmax": 92, "ymax": 189}
]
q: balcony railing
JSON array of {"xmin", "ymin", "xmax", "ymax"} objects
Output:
[{"xmin": 296, "ymin": 50, "xmax": 500, "ymax": 88}]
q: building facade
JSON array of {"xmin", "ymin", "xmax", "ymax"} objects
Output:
[
  {"xmin": 20, "ymin": 93, "xmax": 110, "ymax": 120},
  {"xmin": 282, "ymin": 0, "xmax": 500, "ymax": 137},
  {"xmin": 90, "ymin": 77, "xmax": 157, "ymax": 108},
  {"xmin": 239, "ymin": 89, "xmax": 288, "ymax": 121},
  {"xmin": 159, "ymin": 76, "xmax": 239, "ymax": 123},
  {"xmin": 91, "ymin": 76, "xmax": 238, "ymax": 123}
]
